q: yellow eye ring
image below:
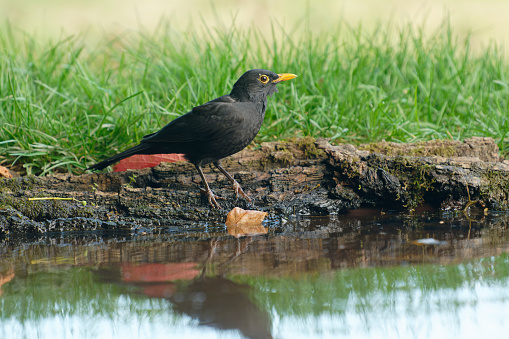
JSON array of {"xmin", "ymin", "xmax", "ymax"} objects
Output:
[{"xmin": 259, "ymin": 75, "xmax": 269, "ymax": 84}]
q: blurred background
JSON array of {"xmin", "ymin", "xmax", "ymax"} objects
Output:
[{"xmin": 1, "ymin": 0, "xmax": 508, "ymax": 56}]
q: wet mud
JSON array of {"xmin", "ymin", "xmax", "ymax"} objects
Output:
[{"xmin": 0, "ymin": 137, "xmax": 508, "ymax": 234}]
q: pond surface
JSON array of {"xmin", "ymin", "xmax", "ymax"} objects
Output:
[{"xmin": 1, "ymin": 208, "xmax": 509, "ymax": 339}]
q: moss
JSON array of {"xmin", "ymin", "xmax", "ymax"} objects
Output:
[
  {"xmin": 337, "ymin": 155, "xmax": 363, "ymax": 179},
  {"xmin": 273, "ymin": 137, "xmax": 326, "ymax": 160},
  {"xmin": 271, "ymin": 150, "xmax": 295, "ymax": 165},
  {"xmin": 359, "ymin": 143, "xmax": 393, "ymax": 156},
  {"xmin": 407, "ymin": 166, "xmax": 437, "ymax": 208},
  {"xmin": 258, "ymin": 155, "xmax": 270, "ymax": 170},
  {"xmin": 480, "ymin": 169, "xmax": 509, "ymax": 210},
  {"xmin": 359, "ymin": 140, "xmax": 457, "ymax": 158},
  {"xmin": 296, "ymin": 136, "xmax": 325, "ymax": 158},
  {"xmin": 0, "ymin": 194, "xmax": 15, "ymax": 209},
  {"xmin": 360, "ymin": 155, "xmax": 438, "ymax": 209},
  {"xmin": 0, "ymin": 176, "xmax": 40, "ymax": 194},
  {"xmin": 391, "ymin": 157, "xmax": 438, "ymax": 208},
  {"xmin": 1, "ymin": 197, "xmax": 95, "ymax": 221},
  {"xmin": 264, "ymin": 142, "xmax": 294, "ymax": 165},
  {"xmin": 258, "ymin": 137, "xmax": 326, "ymax": 169}
]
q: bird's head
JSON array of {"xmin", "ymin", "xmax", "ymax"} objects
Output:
[{"xmin": 230, "ymin": 69, "xmax": 297, "ymax": 102}]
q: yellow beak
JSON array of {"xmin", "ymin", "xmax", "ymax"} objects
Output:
[{"xmin": 273, "ymin": 73, "xmax": 298, "ymax": 83}]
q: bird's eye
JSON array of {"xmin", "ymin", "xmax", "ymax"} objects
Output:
[{"xmin": 259, "ymin": 75, "xmax": 269, "ymax": 84}]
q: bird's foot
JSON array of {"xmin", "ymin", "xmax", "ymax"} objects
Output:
[
  {"xmin": 200, "ymin": 188, "xmax": 225, "ymax": 209},
  {"xmin": 232, "ymin": 180, "xmax": 253, "ymax": 204}
]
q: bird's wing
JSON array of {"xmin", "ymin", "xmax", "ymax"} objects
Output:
[{"xmin": 141, "ymin": 96, "xmax": 250, "ymax": 144}]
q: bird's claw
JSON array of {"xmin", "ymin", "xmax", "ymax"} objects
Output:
[
  {"xmin": 200, "ymin": 188, "xmax": 225, "ymax": 209},
  {"xmin": 232, "ymin": 181, "xmax": 253, "ymax": 203}
]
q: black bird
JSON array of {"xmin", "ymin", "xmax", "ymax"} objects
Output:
[{"xmin": 88, "ymin": 69, "xmax": 297, "ymax": 208}]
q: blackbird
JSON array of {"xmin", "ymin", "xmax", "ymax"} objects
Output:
[{"xmin": 88, "ymin": 69, "xmax": 297, "ymax": 208}]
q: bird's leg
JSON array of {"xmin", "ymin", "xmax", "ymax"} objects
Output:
[
  {"xmin": 214, "ymin": 161, "xmax": 253, "ymax": 203},
  {"xmin": 195, "ymin": 164, "xmax": 225, "ymax": 209}
]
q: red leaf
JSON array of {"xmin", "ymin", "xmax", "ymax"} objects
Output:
[
  {"xmin": 121, "ymin": 263, "xmax": 200, "ymax": 282},
  {"xmin": 113, "ymin": 154, "xmax": 186, "ymax": 172}
]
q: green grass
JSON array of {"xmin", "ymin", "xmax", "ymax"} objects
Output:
[
  {"xmin": 3, "ymin": 253, "xmax": 509, "ymax": 320},
  {"xmin": 1, "ymin": 19, "xmax": 508, "ymax": 175}
]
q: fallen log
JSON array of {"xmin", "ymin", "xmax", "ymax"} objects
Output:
[
  {"xmin": 318, "ymin": 137, "xmax": 509, "ymax": 211},
  {"xmin": 0, "ymin": 137, "xmax": 507, "ymax": 233}
]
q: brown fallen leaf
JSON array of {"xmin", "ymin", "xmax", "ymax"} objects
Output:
[
  {"xmin": 227, "ymin": 223, "xmax": 268, "ymax": 238},
  {"xmin": 225, "ymin": 207, "xmax": 268, "ymax": 238},
  {"xmin": 225, "ymin": 207, "xmax": 267, "ymax": 226},
  {"xmin": 0, "ymin": 166, "xmax": 12, "ymax": 178}
]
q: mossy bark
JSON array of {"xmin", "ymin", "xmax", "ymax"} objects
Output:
[
  {"xmin": 1, "ymin": 136, "xmax": 508, "ymax": 234},
  {"xmin": 318, "ymin": 137, "xmax": 509, "ymax": 211}
]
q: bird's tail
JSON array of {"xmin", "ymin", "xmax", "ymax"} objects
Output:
[{"xmin": 87, "ymin": 143, "xmax": 152, "ymax": 171}]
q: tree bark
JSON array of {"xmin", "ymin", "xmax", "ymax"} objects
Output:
[{"xmin": 1, "ymin": 137, "xmax": 507, "ymax": 233}]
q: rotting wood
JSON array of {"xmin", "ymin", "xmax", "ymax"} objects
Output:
[
  {"xmin": 0, "ymin": 137, "xmax": 508, "ymax": 234},
  {"xmin": 317, "ymin": 137, "xmax": 509, "ymax": 211}
]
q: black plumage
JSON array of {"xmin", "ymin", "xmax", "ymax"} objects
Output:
[{"xmin": 88, "ymin": 69, "xmax": 297, "ymax": 208}]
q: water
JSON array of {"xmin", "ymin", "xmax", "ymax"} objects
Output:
[{"xmin": 1, "ymin": 208, "xmax": 509, "ymax": 339}]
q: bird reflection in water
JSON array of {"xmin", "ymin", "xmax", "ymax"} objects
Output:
[
  {"xmin": 96, "ymin": 229, "xmax": 272, "ymax": 339},
  {"xmin": 170, "ymin": 276, "xmax": 272, "ymax": 339}
]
